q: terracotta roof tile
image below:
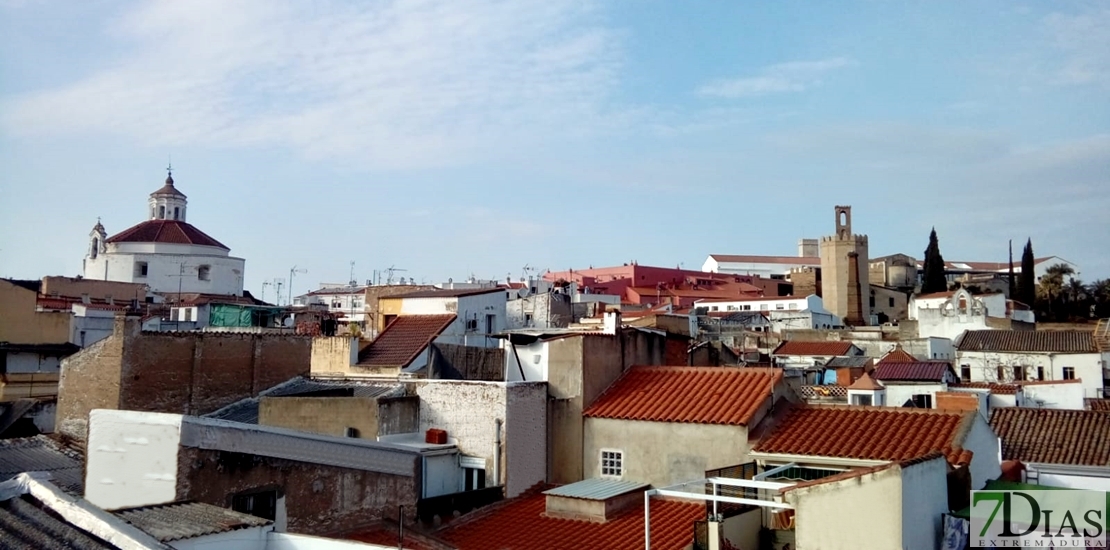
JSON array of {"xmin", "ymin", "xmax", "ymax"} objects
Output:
[
  {"xmin": 951, "ymin": 382, "xmax": 1020, "ymax": 395},
  {"xmin": 437, "ymin": 490, "xmax": 702, "ymax": 550},
  {"xmin": 848, "ymin": 372, "xmax": 884, "ymax": 391},
  {"xmin": 358, "ymin": 314, "xmax": 456, "ymax": 368},
  {"xmin": 106, "ymin": 220, "xmax": 228, "ymax": 249},
  {"xmin": 772, "ymin": 341, "xmax": 857, "ymax": 357},
  {"xmin": 877, "ymin": 347, "xmax": 918, "ymax": 363},
  {"xmin": 753, "ymin": 406, "xmax": 975, "ymax": 463},
  {"xmin": 989, "ymin": 408, "xmax": 1110, "ymax": 466},
  {"xmin": 1087, "ymin": 399, "xmax": 1110, "ymax": 412},
  {"xmin": 583, "ymin": 367, "xmax": 781, "ymax": 426},
  {"xmin": 956, "ymin": 330, "xmax": 1097, "ymax": 353},
  {"xmin": 872, "ymin": 362, "xmax": 954, "ymax": 382}
]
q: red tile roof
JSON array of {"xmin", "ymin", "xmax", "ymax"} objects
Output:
[
  {"xmin": 877, "ymin": 347, "xmax": 918, "ymax": 363},
  {"xmin": 584, "ymin": 367, "xmax": 781, "ymax": 426},
  {"xmin": 437, "ymin": 489, "xmax": 702, "ymax": 550},
  {"xmin": 957, "ymin": 330, "xmax": 1097, "ymax": 353},
  {"xmin": 872, "ymin": 362, "xmax": 954, "ymax": 382},
  {"xmin": 952, "ymin": 382, "xmax": 1020, "ymax": 395},
  {"xmin": 1087, "ymin": 399, "xmax": 1110, "ymax": 412},
  {"xmin": 990, "ymin": 408, "xmax": 1110, "ymax": 466},
  {"xmin": 708, "ymin": 254, "xmax": 819, "ymax": 265},
  {"xmin": 358, "ymin": 314, "xmax": 456, "ymax": 368},
  {"xmin": 772, "ymin": 341, "xmax": 857, "ymax": 357},
  {"xmin": 753, "ymin": 406, "xmax": 975, "ymax": 463},
  {"xmin": 848, "ymin": 372, "xmax": 884, "ymax": 390},
  {"xmin": 106, "ymin": 220, "xmax": 228, "ymax": 249}
]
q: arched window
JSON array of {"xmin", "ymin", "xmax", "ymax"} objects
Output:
[
  {"xmin": 90, "ymin": 238, "xmax": 99, "ymax": 259},
  {"xmin": 150, "ymin": 207, "xmax": 155, "ymax": 219},
  {"xmin": 173, "ymin": 207, "xmax": 180, "ymax": 220},
  {"xmin": 158, "ymin": 205, "xmax": 165, "ymax": 219}
]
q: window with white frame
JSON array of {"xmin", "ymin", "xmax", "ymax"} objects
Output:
[
  {"xmin": 600, "ymin": 450, "xmax": 623, "ymax": 478},
  {"xmin": 1062, "ymin": 366, "xmax": 1076, "ymax": 380}
]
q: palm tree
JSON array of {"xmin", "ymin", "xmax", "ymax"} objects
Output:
[
  {"xmin": 1038, "ymin": 263, "xmax": 1075, "ymax": 320},
  {"xmin": 1088, "ymin": 279, "xmax": 1110, "ymax": 318},
  {"xmin": 1065, "ymin": 278, "xmax": 1087, "ymax": 319}
]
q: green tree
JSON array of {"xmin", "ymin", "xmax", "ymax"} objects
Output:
[
  {"xmin": 920, "ymin": 228, "xmax": 948, "ymax": 294},
  {"xmin": 1037, "ymin": 263, "xmax": 1075, "ymax": 321},
  {"xmin": 1018, "ymin": 239, "xmax": 1035, "ymax": 308},
  {"xmin": 1088, "ymin": 279, "xmax": 1110, "ymax": 318}
]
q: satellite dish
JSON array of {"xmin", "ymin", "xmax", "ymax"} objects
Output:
[
  {"xmin": 517, "ymin": 287, "xmax": 531, "ymax": 298},
  {"xmin": 282, "ymin": 315, "xmax": 294, "ymax": 328}
]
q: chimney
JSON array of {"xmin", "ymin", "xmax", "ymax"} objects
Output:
[
  {"xmin": 845, "ymin": 252, "xmax": 864, "ymax": 326},
  {"xmin": 602, "ymin": 310, "xmax": 621, "ymax": 335}
]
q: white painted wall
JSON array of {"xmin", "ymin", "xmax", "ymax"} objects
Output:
[
  {"xmin": 169, "ymin": 526, "xmax": 271, "ymax": 550},
  {"xmin": 882, "ymin": 383, "xmax": 947, "ymax": 409},
  {"xmin": 84, "ymin": 248, "xmax": 245, "ymax": 296},
  {"xmin": 963, "ymin": 414, "xmax": 1002, "ymax": 490},
  {"xmin": 1030, "ymin": 468, "xmax": 1110, "ymax": 492},
  {"xmin": 701, "ymin": 257, "xmax": 818, "ymax": 278},
  {"xmin": 502, "ymin": 340, "xmax": 548, "ymax": 383},
  {"xmin": 1022, "ymin": 382, "xmax": 1086, "ymax": 410},
  {"xmin": 956, "ymin": 350, "xmax": 1105, "ymax": 399},
  {"xmin": 414, "ymin": 381, "xmax": 546, "ymax": 498},
  {"xmin": 786, "ymin": 465, "xmax": 904, "ymax": 550},
  {"xmin": 85, "ymin": 409, "xmax": 183, "ymax": 510},
  {"xmin": 697, "ymin": 296, "xmax": 811, "ymax": 313},
  {"xmin": 266, "ymin": 532, "xmax": 397, "ymax": 549},
  {"xmin": 900, "ymin": 456, "xmax": 950, "ymax": 550},
  {"xmin": 399, "ymin": 291, "xmax": 507, "ymax": 348}
]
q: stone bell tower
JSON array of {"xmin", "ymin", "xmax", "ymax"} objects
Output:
[{"xmin": 819, "ymin": 206, "xmax": 870, "ymax": 325}]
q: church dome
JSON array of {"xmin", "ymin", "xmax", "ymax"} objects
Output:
[{"xmin": 150, "ymin": 172, "xmax": 187, "ymax": 199}]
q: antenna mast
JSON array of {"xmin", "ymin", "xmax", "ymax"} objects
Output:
[{"xmin": 349, "ymin": 261, "xmax": 357, "ymax": 287}]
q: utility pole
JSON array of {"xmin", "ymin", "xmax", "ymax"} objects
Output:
[{"xmin": 289, "ymin": 265, "xmax": 307, "ymax": 306}]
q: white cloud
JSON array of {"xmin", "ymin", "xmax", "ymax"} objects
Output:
[
  {"xmin": 1, "ymin": 0, "xmax": 623, "ymax": 169},
  {"xmin": 1043, "ymin": 6, "xmax": 1110, "ymax": 88},
  {"xmin": 697, "ymin": 56, "xmax": 858, "ymax": 99}
]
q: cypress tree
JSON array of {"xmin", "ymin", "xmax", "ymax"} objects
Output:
[
  {"xmin": 1008, "ymin": 240, "xmax": 1016, "ymax": 299},
  {"xmin": 1019, "ymin": 238, "xmax": 1035, "ymax": 307},
  {"xmin": 921, "ymin": 228, "xmax": 948, "ymax": 294}
]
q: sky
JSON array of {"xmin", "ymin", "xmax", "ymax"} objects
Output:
[{"xmin": 1, "ymin": 0, "xmax": 1108, "ymax": 299}]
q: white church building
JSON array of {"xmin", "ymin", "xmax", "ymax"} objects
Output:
[{"xmin": 82, "ymin": 169, "xmax": 246, "ymax": 296}]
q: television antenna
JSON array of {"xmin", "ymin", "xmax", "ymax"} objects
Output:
[
  {"xmin": 288, "ymin": 266, "xmax": 307, "ymax": 305},
  {"xmin": 385, "ymin": 265, "xmax": 407, "ymax": 285},
  {"xmin": 349, "ymin": 261, "xmax": 357, "ymax": 287}
]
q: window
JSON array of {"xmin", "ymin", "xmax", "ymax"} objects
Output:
[
  {"xmin": 852, "ymin": 394, "xmax": 872, "ymax": 406},
  {"xmin": 760, "ymin": 304, "xmax": 769, "ymax": 311},
  {"xmin": 775, "ymin": 304, "xmax": 785, "ymax": 310},
  {"xmin": 996, "ymin": 366, "xmax": 1006, "ymax": 381},
  {"xmin": 911, "ymin": 394, "xmax": 933, "ymax": 409},
  {"xmin": 90, "ymin": 238, "xmax": 99, "ymax": 259},
  {"xmin": 158, "ymin": 205, "xmax": 165, "ymax": 219},
  {"xmin": 788, "ymin": 303, "xmax": 798, "ymax": 310},
  {"xmin": 869, "ymin": 296, "xmax": 876, "ymax": 308},
  {"xmin": 600, "ymin": 450, "xmax": 623, "ymax": 478},
  {"xmin": 960, "ymin": 365, "xmax": 971, "ymax": 382},
  {"xmin": 524, "ymin": 313, "xmax": 533, "ymax": 324},
  {"xmin": 742, "ymin": 305, "xmax": 751, "ymax": 311},
  {"xmin": 889, "ymin": 297, "xmax": 895, "ymax": 307},
  {"xmin": 184, "ymin": 308, "xmax": 193, "ymax": 322},
  {"xmin": 465, "ymin": 319, "xmax": 478, "ymax": 331},
  {"xmin": 232, "ymin": 489, "xmax": 277, "ymax": 521},
  {"xmin": 173, "ymin": 207, "xmax": 180, "ymax": 220},
  {"xmin": 134, "ymin": 262, "xmax": 148, "ymax": 277},
  {"xmin": 1037, "ymin": 366, "xmax": 1045, "ymax": 381},
  {"xmin": 1012, "ymin": 366, "xmax": 1025, "ymax": 381},
  {"xmin": 485, "ymin": 314, "xmax": 495, "ymax": 334},
  {"xmin": 464, "ymin": 467, "xmax": 486, "ymax": 492},
  {"xmin": 710, "ymin": 306, "xmax": 719, "ymax": 312},
  {"xmin": 1063, "ymin": 367, "xmax": 1076, "ymax": 380},
  {"xmin": 197, "ymin": 265, "xmax": 210, "ymax": 281},
  {"xmin": 345, "ymin": 427, "xmax": 360, "ymax": 438}
]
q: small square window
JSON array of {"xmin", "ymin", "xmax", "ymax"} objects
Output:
[
  {"xmin": 1063, "ymin": 366, "xmax": 1076, "ymax": 380},
  {"xmin": 600, "ymin": 450, "xmax": 622, "ymax": 478},
  {"xmin": 134, "ymin": 262, "xmax": 148, "ymax": 277},
  {"xmin": 198, "ymin": 265, "xmax": 211, "ymax": 281},
  {"xmin": 852, "ymin": 394, "xmax": 872, "ymax": 406}
]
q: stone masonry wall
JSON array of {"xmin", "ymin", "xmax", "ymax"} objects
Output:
[{"xmin": 57, "ymin": 329, "xmax": 125, "ymax": 441}]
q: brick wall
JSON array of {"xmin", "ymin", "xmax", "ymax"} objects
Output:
[
  {"xmin": 176, "ymin": 446, "xmax": 419, "ymax": 536},
  {"xmin": 57, "ymin": 316, "xmax": 311, "ymax": 440},
  {"xmin": 41, "ymin": 277, "xmax": 147, "ymax": 302},
  {"xmin": 430, "ymin": 343, "xmax": 504, "ymax": 381}
]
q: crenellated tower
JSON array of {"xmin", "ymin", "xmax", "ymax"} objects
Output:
[{"xmin": 819, "ymin": 206, "xmax": 870, "ymax": 325}]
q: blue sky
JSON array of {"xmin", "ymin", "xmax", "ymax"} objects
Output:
[{"xmin": 1, "ymin": 0, "xmax": 1108, "ymax": 297}]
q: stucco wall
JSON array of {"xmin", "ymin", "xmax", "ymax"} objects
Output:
[
  {"xmin": 259, "ymin": 396, "xmax": 379, "ymax": 439},
  {"xmin": 309, "ymin": 337, "xmax": 358, "ymax": 374},
  {"xmin": 583, "ymin": 418, "xmax": 749, "ymax": 486},
  {"xmin": 1022, "ymin": 382, "xmax": 1085, "ymax": 409},
  {"xmin": 785, "ymin": 465, "xmax": 903, "ymax": 550},
  {"xmin": 957, "ymin": 350, "xmax": 1104, "ymax": 399},
  {"xmin": 83, "ymin": 248, "xmax": 245, "ymax": 296},
  {"xmin": 900, "ymin": 456, "xmax": 950, "ymax": 550},
  {"xmin": 0, "ymin": 279, "xmax": 71, "ymax": 344},
  {"xmin": 962, "ymin": 413, "xmax": 1001, "ymax": 490},
  {"xmin": 40, "ymin": 277, "xmax": 148, "ymax": 302},
  {"xmin": 883, "ymin": 382, "xmax": 947, "ymax": 409},
  {"xmin": 504, "ymin": 382, "xmax": 547, "ymax": 498},
  {"xmin": 85, "ymin": 409, "xmax": 183, "ymax": 510}
]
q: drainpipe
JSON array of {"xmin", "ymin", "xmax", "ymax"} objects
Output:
[{"xmin": 494, "ymin": 419, "xmax": 503, "ymax": 488}]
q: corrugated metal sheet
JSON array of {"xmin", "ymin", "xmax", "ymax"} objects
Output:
[
  {"xmin": 0, "ymin": 495, "xmax": 117, "ymax": 549},
  {"xmin": 114, "ymin": 501, "xmax": 271, "ymax": 542},
  {"xmin": 543, "ymin": 479, "xmax": 648, "ymax": 501},
  {"xmin": 0, "ymin": 436, "xmax": 84, "ymax": 494},
  {"xmin": 825, "ymin": 356, "xmax": 871, "ymax": 368}
]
